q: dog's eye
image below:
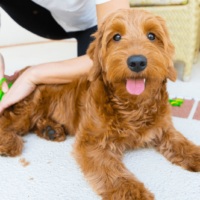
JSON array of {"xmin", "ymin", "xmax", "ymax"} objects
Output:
[
  {"xmin": 113, "ymin": 34, "xmax": 121, "ymax": 41},
  {"xmin": 147, "ymin": 33, "xmax": 156, "ymax": 41}
]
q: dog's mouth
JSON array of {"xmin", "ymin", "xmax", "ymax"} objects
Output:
[{"xmin": 125, "ymin": 78, "xmax": 146, "ymax": 95}]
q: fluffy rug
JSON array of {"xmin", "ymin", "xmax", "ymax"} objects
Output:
[{"xmin": 0, "ymin": 116, "xmax": 200, "ymax": 200}]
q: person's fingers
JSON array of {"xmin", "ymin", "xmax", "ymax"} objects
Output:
[
  {"xmin": 0, "ymin": 54, "xmax": 20, "ymax": 97},
  {"xmin": 0, "ymin": 53, "xmax": 5, "ymax": 80},
  {"xmin": 0, "ymin": 71, "xmax": 36, "ymax": 113},
  {"xmin": 1, "ymin": 81, "xmax": 9, "ymax": 93},
  {"xmin": 14, "ymin": 71, "xmax": 19, "ymax": 78},
  {"xmin": 0, "ymin": 97, "xmax": 12, "ymax": 113},
  {"xmin": 5, "ymin": 71, "xmax": 19, "ymax": 81},
  {"xmin": 0, "ymin": 87, "xmax": 26, "ymax": 113},
  {"xmin": 5, "ymin": 71, "xmax": 19, "ymax": 83},
  {"xmin": 2, "ymin": 71, "xmax": 19, "ymax": 91}
]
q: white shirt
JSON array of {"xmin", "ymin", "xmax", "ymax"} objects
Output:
[{"xmin": 32, "ymin": 0, "xmax": 110, "ymax": 32}]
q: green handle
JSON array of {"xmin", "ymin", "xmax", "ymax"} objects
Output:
[
  {"xmin": 8, "ymin": 82, "xmax": 12, "ymax": 88},
  {"xmin": 0, "ymin": 78, "xmax": 13, "ymax": 102},
  {"xmin": 0, "ymin": 90, "xmax": 4, "ymax": 101}
]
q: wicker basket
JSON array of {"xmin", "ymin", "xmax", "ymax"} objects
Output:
[{"xmin": 130, "ymin": 0, "xmax": 199, "ymax": 81}]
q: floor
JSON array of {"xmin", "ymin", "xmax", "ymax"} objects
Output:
[{"xmin": 0, "ymin": 41, "xmax": 200, "ymax": 200}]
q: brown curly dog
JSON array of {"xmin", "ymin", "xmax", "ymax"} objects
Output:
[{"xmin": 0, "ymin": 9, "xmax": 200, "ymax": 200}]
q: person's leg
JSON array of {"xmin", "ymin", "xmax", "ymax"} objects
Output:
[
  {"xmin": 69, "ymin": 25, "xmax": 97, "ymax": 57},
  {"xmin": 0, "ymin": 0, "xmax": 68, "ymax": 39}
]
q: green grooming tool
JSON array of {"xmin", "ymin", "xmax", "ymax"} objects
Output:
[{"xmin": 0, "ymin": 78, "xmax": 12, "ymax": 101}]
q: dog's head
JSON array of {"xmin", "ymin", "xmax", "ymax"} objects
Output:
[{"xmin": 87, "ymin": 9, "xmax": 176, "ymax": 97}]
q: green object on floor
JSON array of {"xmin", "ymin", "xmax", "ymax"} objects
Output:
[
  {"xmin": 169, "ymin": 99, "xmax": 184, "ymax": 107},
  {"xmin": 0, "ymin": 78, "xmax": 13, "ymax": 101}
]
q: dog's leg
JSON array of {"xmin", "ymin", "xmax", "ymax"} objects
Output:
[
  {"xmin": 0, "ymin": 130, "xmax": 23, "ymax": 157},
  {"xmin": 73, "ymin": 139, "xmax": 155, "ymax": 200},
  {"xmin": 0, "ymin": 114, "xmax": 66, "ymax": 157},
  {"xmin": 34, "ymin": 118, "xmax": 66, "ymax": 142},
  {"xmin": 0, "ymin": 108, "xmax": 29, "ymax": 157},
  {"xmin": 155, "ymin": 127, "xmax": 200, "ymax": 172}
]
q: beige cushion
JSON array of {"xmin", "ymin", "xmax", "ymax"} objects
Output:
[{"xmin": 129, "ymin": 0, "xmax": 188, "ymax": 6}]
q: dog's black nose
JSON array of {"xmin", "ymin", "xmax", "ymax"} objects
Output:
[{"xmin": 127, "ymin": 55, "xmax": 147, "ymax": 73}]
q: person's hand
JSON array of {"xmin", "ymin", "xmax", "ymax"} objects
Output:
[
  {"xmin": 0, "ymin": 53, "xmax": 19, "ymax": 93},
  {"xmin": 0, "ymin": 54, "xmax": 36, "ymax": 113},
  {"xmin": 0, "ymin": 54, "xmax": 94, "ymax": 113}
]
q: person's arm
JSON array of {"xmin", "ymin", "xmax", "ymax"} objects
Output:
[
  {"xmin": 31, "ymin": 55, "xmax": 93, "ymax": 85},
  {"xmin": 0, "ymin": 0, "xmax": 130, "ymax": 113},
  {"xmin": 96, "ymin": 0, "xmax": 130, "ymax": 27},
  {"xmin": 31, "ymin": 0, "xmax": 130, "ymax": 85},
  {"xmin": 0, "ymin": 55, "xmax": 93, "ymax": 112}
]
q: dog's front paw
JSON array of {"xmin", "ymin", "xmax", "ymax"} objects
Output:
[
  {"xmin": 41, "ymin": 125, "xmax": 66, "ymax": 142},
  {"xmin": 183, "ymin": 146, "xmax": 200, "ymax": 172},
  {"xmin": 103, "ymin": 178, "xmax": 154, "ymax": 200},
  {"xmin": 0, "ymin": 153, "xmax": 8, "ymax": 157}
]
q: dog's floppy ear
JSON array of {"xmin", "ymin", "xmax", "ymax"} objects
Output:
[
  {"xmin": 87, "ymin": 21, "xmax": 108, "ymax": 82},
  {"xmin": 87, "ymin": 33, "xmax": 102, "ymax": 82},
  {"xmin": 156, "ymin": 15, "xmax": 177, "ymax": 82},
  {"xmin": 167, "ymin": 60, "xmax": 177, "ymax": 82}
]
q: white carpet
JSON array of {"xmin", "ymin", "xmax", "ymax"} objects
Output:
[{"xmin": 0, "ymin": 117, "xmax": 200, "ymax": 200}]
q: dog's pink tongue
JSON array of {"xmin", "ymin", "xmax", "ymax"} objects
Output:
[{"xmin": 126, "ymin": 79, "xmax": 145, "ymax": 95}]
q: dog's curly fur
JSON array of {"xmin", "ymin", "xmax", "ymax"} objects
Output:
[{"xmin": 1, "ymin": 9, "xmax": 200, "ymax": 200}]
